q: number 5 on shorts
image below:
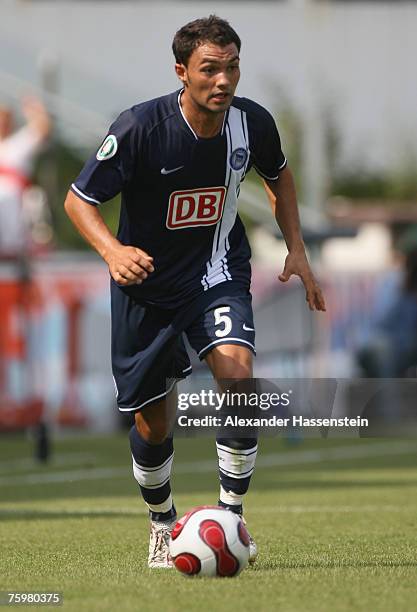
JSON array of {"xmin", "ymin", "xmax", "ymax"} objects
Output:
[{"xmin": 214, "ymin": 306, "xmax": 232, "ymax": 338}]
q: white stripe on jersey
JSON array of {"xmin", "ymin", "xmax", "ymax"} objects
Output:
[
  {"xmin": 254, "ymin": 157, "xmax": 287, "ymax": 181},
  {"xmin": 71, "ymin": 183, "xmax": 101, "ymax": 205},
  {"xmin": 201, "ymin": 106, "xmax": 250, "ymax": 290}
]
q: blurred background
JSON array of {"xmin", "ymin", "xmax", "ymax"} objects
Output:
[{"xmin": 1, "ymin": 0, "xmax": 417, "ymax": 447}]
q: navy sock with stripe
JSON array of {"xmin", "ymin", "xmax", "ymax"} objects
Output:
[
  {"xmin": 129, "ymin": 425, "xmax": 176, "ymax": 523},
  {"xmin": 216, "ymin": 436, "xmax": 258, "ymax": 515}
]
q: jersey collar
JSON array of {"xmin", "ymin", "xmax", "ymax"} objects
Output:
[{"xmin": 177, "ymin": 89, "xmax": 228, "ymax": 140}]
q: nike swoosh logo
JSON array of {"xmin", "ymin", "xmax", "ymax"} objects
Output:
[
  {"xmin": 243, "ymin": 324, "xmax": 255, "ymax": 332},
  {"xmin": 161, "ymin": 165, "xmax": 184, "ymax": 175}
]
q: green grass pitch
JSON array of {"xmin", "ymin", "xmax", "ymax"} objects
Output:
[{"xmin": 0, "ymin": 433, "xmax": 416, "ymax": 611}]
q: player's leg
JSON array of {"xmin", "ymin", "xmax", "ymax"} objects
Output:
[
  {"xmin": 111, "ymin": 283, "xmax": 191, "ymax": 568},
  {"xmin": 129, "ymin": 391, "xmax": 179, "ymax": 568},
  {"xmin": 185, "ymin": 291, "xmax": 258, "ymax": 561},
  {"xmin": 205, "ymin": 342, "xmax": 253, "ymax": 378},
  {"xmin": 130, "ymin": 390, "xmax": 177, "ymax": 522},
  {"xmin": 205, "ymin": 346, "xmax": 258, "ymax": 511},
  {"xmin": 205, "ymin": 345, "xmax": 258, "ymax": 562}
]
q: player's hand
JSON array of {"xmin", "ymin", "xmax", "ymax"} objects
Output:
[
  {"xmin": 106, "ymin": 244, "xmax": 154, "ymax": 286},
  {"xmin": 279, "ymin": 249, "xmax": 326, "ymax": 311},
  {"xmin": 22, "ymin": 96, "xmax": 46, "ymax": 119},
  {"xmin": 21, "ymin": 95, "xmax": 51, "ymax": 139}
]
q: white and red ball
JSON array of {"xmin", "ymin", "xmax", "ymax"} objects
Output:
[{"xmin": 169, "ymin": 505, "xmax": 250, "ymax": 577}]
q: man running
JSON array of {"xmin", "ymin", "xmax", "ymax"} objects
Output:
[{"xmin": 64, "ymin": 15, "xmax": 326, "ymax": 568}]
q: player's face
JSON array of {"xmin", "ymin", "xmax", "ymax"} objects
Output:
[{"xmin": 176, "ymin": 42, "xmax": 240, "ymax": 114}]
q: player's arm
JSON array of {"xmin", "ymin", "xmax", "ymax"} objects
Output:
[
  {"xmin": 64, "ymin": 190, "xmax": 154, "ymax": 286},
  {"xmin": 263, "ymin": 166, "xmax": 326, "ymax": 312},
  {"xmin": 22, "ymin": 96, "xmax": 51, "ymax": 141}
]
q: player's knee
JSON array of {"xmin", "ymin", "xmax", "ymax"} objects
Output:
[
  {"xmin": 207, "ymin": 345, "xmax": 253, "ymax": 380},
  {"xmin": 135, "ymin": 417, "xmax": 170, "ymax": 445},
  {"xmin": 219, "ymin": 360, "xmax": 250, "ymax": 379},
  {"xmin": 228, "ymin": 363, "xmax": 252, "ymax": 379}
]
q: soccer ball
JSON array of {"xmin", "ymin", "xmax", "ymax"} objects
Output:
[{"xmin": 169, "ymin": 505, "xmax": 250, "ymax": 577}]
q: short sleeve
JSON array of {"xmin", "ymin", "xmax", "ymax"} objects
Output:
[
  {"xmin": 252, "ymin": 108, "xmax": 287, "ymax": 181},
  {"xmin": 71, "ymin": 109, "xmax": 138, "ymax": 205}
]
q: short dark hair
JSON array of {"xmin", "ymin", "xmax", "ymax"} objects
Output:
[{"xmin": 172, "ymin": 15, "xmax": 241, "ymax": 66}]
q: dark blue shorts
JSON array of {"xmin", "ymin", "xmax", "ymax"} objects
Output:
[{"xmin": 111, "ymin": 281, "xmax": 255, "ymax": 412}]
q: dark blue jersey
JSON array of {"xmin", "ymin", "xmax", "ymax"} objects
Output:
[{"xmin": 71, "ymin": 89, "xmax": 286, "ymax": 308}]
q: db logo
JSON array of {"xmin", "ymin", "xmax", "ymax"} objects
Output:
[{"xmin": 166, "ymin": 187, "xmax": 226, "ymax": 230}]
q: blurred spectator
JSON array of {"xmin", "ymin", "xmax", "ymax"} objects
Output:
[
  {"xmin": 357, "ymin": 228, "xmax": 417, "ymax": 377},
  {"xmin": 0, "ymin": 97, "xmax": 51, "ymax": 256}
]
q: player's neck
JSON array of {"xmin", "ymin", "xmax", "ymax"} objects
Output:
[{"xmin": 180, "ymin": 91, "xmax": 224, "ymax": 139}]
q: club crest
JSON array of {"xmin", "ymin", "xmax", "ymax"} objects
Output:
[{"xmin": 230, "ymin": 147, "xmax": 248, "ymax": 171}]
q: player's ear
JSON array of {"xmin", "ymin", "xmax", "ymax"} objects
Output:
[{"xmin": 175, "ymin": 63, "xmax": 187, "ymax": 84}]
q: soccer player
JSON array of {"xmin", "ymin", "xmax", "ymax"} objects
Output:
[{"xmin": 64, "ymin": 15, "xmax": 326, "ymax": 568}]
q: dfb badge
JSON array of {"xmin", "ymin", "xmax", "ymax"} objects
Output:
[{"xmin": 96, "ymin": 135, "xmax": 118, "ymax": 161}]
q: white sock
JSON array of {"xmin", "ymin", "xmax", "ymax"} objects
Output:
[
  {"xmin": 219, "ymin": 486, "xmax": 244, "ymax": 508},
  {"xmin": 146, "ymin": 493, "xmax": 173, "ymax": 515}
]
